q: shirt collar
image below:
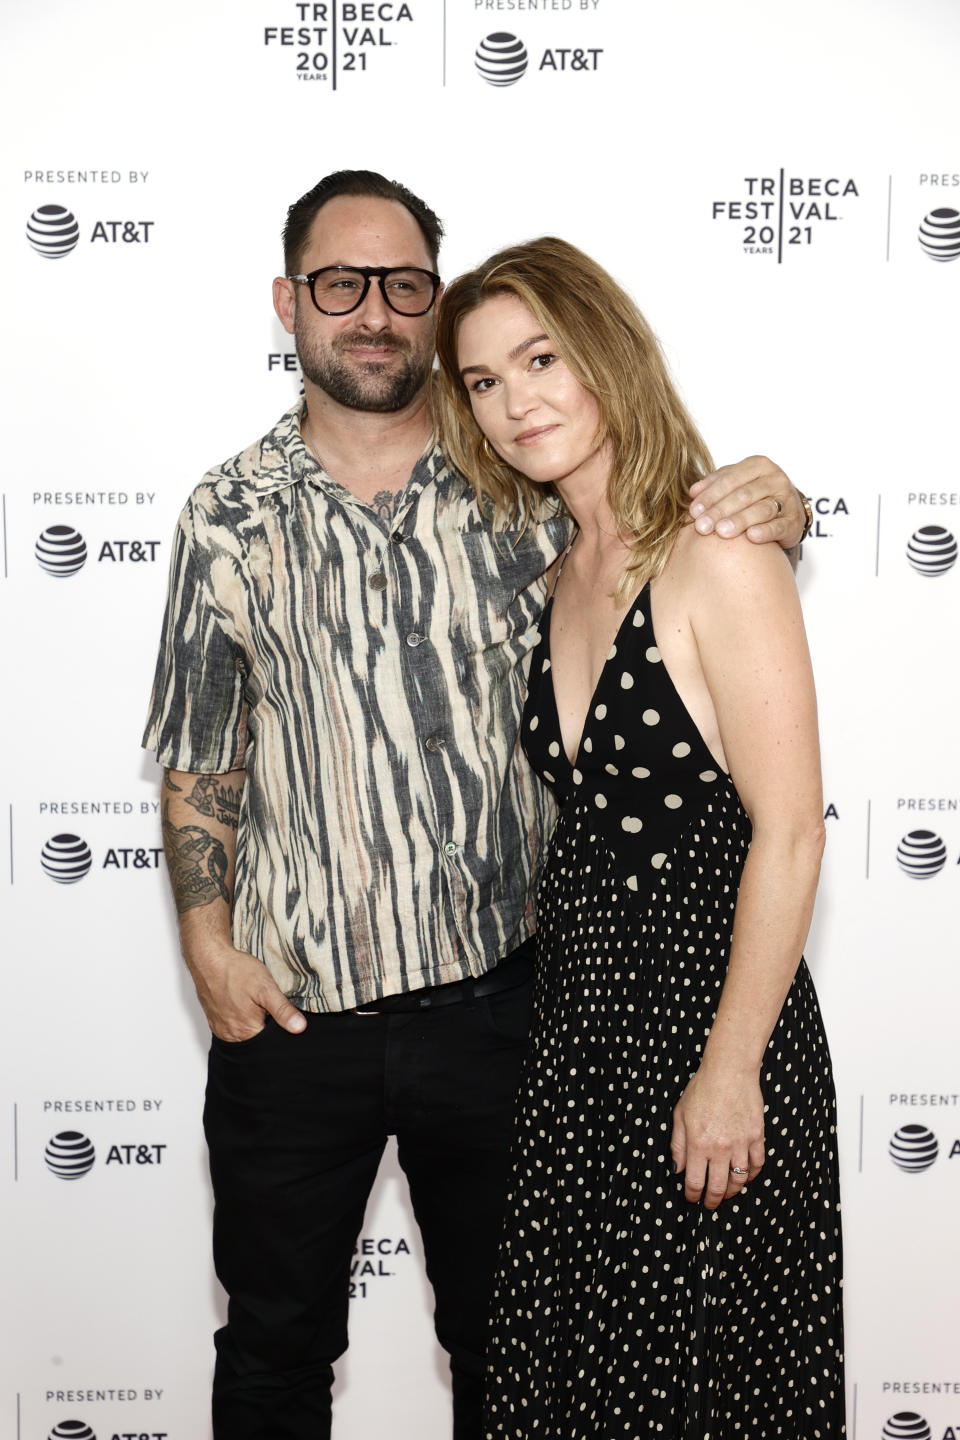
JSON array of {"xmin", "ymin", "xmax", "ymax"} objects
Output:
[{"xmin": 253, "ymin": 398, "xmax": 450, "ymax": 503}]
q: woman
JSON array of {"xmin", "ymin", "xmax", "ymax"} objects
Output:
[{"xmin": 434, "ymin": 239, "xmax": 844, "ymax": 1438}]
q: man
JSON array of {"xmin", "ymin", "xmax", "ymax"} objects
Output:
[{"xmin": 143, "ymin": 170, "xmax": 807, "ymax": 1440}]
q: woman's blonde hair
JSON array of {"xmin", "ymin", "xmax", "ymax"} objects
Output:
[{"xmin": 434, "ymin": 236, "xmax": 714, "ymax": 595}]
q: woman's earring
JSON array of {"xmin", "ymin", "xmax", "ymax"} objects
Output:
[{"xmin": 482, "ymin": 437, "xmax": 498, "ymax": 463}]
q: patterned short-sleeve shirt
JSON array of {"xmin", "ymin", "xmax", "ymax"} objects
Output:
[{"xmin": 143, "ymin": 402, "xmax": 570, "ymax": 1012}]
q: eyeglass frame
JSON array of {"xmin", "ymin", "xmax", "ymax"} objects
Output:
[{"xmin": 286, "ymin": 265, "xmax": 443, "ymax": 317}]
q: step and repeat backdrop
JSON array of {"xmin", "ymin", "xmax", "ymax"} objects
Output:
[{"xmin": 2, "ymin": 1, "xmax": 959, "ymax": 1437}]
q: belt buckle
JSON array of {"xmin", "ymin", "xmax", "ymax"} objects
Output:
[{"xmin": 352, "ymin": 1003, "xmax": 381, "ymax": 1016}]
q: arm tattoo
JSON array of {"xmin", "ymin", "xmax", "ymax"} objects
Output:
[
  {"xmin": 183, "ymin": 774, "xmax": 241, "ymax": 830},
  {"xmin": 162, "ymin": 799, "xmax": 231, "ymax": 914},
  {"xmin": 163, "ymin": 772, "xmax": 183, "ymax": 792}
]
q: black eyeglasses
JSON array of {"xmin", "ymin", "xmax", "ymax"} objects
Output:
[{"xmin": 287, "ymin": 265, "xmax": 442, "ymax": 316}]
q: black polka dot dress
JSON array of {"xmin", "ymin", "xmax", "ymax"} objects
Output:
[{"xmin": 485, "ymin": 583, "xmax": 845, "ymax": 1439}]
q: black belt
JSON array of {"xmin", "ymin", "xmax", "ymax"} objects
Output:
[{"xmin": 352, "ymin": 941, "xmax": 534, "ymax": 1016}]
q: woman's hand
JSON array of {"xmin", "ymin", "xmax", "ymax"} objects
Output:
[{"xmin": 670, "ymin": 1061, "xmax": 765, "ymax": 1210}]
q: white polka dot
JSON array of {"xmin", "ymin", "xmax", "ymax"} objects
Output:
[
  {"xmin": 620, "ymin": 672, "xmax": 634, "ymax": 690},
  {"xmin": 622, "ymin": 817, "xmax": 642, "ymax": 834},
  {"xmin": 642, "ymin": 709, "xmax": 660, "ymax": 726},
  {"xmin": 583, "ymin": 737, "xmax": 593, "ymax": 753},
  {"xmin": 626, "ymin": 875, "xmax": 638, "ymax": 890},
  {"xmin": 572, "ymin": 769, "xmax": 583, "ymax": 785},
  {"xmin": 664, "ymin": 794, "xmax": 683, "ymax": 809},
  {"xmin": 700, "ymin": 769, "xmax": 718, "ymax": 782},
  {"xmin": 595, "ymin": 704, "xmax": 607, "ymax": 720},
  {"xmin": 594, "ymin": 794, "xmax": 607, "ymax": 809},
  {"xmin": 632, "ymin": 767, "xmax": 650, "ymax": 779},
  {"xmin": 607, "ymin": 643, "xmax": 618, "ymax": 660},
  {"xmin": 529, "ymin": 715, "xmax": 538, "ymax": 731},
  {"xmin": 542, "ymin": 657, "xmax": 550, "ymax": 671},
  {"xmin": 645, "ymin": 647, "xmax": 661, "ymax": 664},
  {"xmin": 632, "ymin": 609, "xmax": 645, "ymax": 627},
  {"xmin": 614, "ymin": 735, "xmax": 625, "ymax": 750},
  {"xmin": 672, "ymin": 742, "xmax": 691, "ymax": 758},
  {"xmin": 548, "ymin": 741, "xmax": 560, "ymax": 757},
  {"xmin": 605, "ymin": 764, "xmax": 619, "ymax": 776},
  {"xmin": 651, "ymin": 852, "xmax": 668, "ymax": 869},
  {"xmin": 542, "ymin": 770, "xmax": 555, "ymax": 784}
]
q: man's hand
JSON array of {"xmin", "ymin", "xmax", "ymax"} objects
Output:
[
  {"xmin": 161, "ymin": 767, "xmax": 307, "ymax": 1043},
  {"xmin": 189, "ymin": 941, "xmax": 307, "ymax": 1042},
  {"xmin": 689, "ymin": 456, "xmax": 805, "ymax": 549}
]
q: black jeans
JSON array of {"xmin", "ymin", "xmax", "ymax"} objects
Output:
[{"xmin": 203, "ymin": 956, "xmax": 534, "ymax": 1440}]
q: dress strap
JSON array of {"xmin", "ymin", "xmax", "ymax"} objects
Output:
[{"xmin": 547, "ymin": 527, "xmax": 579, "ymax": 603}]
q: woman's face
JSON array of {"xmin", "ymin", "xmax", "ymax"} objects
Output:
[{"xmin": 456, "ymin": 293, "xmax": 604, "ymax": 492}]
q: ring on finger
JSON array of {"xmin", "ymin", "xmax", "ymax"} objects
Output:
[
  {"xmin": 772, "ymin": 497, "xmax": 783, "ymax": 515},
  {"xmin": 730, "ymin": 1165, "xmax": 748, "ymax": 1177}
]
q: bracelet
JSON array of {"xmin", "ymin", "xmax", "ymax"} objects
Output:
[{"xmin": 799, "ymin": 492, "xmax": 814, "ymax": 542}]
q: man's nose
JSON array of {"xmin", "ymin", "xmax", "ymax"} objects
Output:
[{"xmin": 353, "ymin": 278, "xmax": 392, "ymax": 330}]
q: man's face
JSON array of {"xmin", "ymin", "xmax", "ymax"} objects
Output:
[{"xmin": 288, "ymin": 195, "xmax": 438, "ymax": 413}]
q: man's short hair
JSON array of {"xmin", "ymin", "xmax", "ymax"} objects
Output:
[{"xmin": 282, "ymin": 170, "xmax": 444, "ymax": 274}]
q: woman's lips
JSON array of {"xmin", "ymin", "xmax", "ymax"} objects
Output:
[{"xmin": 513, "ymin": 425, "xmax": 557, "ymax": 445}]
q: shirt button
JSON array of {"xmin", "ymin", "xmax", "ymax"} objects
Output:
[
  {"xmin": 391, "ymin": 531, "xmax": 405, "ymax": 545},
  {"xmin": 368, "ymin": 572, "xmax": 388, "ymax": 591},
  {"xmin": 424, "ymin": 736, "xmax": 444, "ymax": 753},
  {"xmin": 443, "ymin": 841, "xmax": 458, "ymax": 856},
  {"xmin": 406, "ymin": 632, "xmax": 423, "ymax": 648}
]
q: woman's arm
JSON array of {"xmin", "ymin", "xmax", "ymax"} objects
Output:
[{"xmin": 668, "ymin": 533, "xmax": 825, "ymax": 1210}]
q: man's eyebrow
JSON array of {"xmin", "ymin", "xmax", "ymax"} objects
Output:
[{"xmin": 459, "ymin": 334, "xmax": 550, "ymax": 378}]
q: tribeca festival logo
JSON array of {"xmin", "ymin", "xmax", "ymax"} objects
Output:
[
  {"xmin": 889, "ymin": 1125, "xmax": 939, "ymax": 1173},
  {"xmin": 25, "ymin": 203, "xmax": 154, "ymax": 257},
  {"xmin": 917, "ymin": 207, "xmax": 960, "ymax": 262},
  {"xmin": 263, "ymin": 3, "xmax": 414, "ymax": 86},
  {"xmin": 44, "ymin": 1132, "xmax": 97, "ymax": 1179},
  {"xmin": 882, "ymin": 1417, "xmax": 932, "ymax": 1440},
  {"xmin": 906, "ymin": 526, "xmax": 958, "ymax": 576},
  {"xmin": 712, "ymin": 173, "xmax": 860, "ymax": 260}
]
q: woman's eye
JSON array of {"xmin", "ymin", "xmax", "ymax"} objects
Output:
[
  {"xmin": 470, "ymin": 376, "xmax": 497, "ymax": 393},
  {"xmin": 531, "ymin": 352, "xmax": 557, "ymax": 370}
]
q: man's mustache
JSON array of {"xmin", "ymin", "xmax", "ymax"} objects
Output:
[{"xmin": 336, "ymin": 332, "xmax": 407, "ymax": 355}]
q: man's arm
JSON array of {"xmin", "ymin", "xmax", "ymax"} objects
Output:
[
  {"xmin": 688, "ymin": 456, "xmax": 807, "ymax": 552},
  {"xmin": 161, "ymin": 768, "xmax": 306, "ymax": 1041}
]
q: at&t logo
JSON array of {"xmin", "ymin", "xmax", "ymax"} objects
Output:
[
  {"xmin": 27, "ymin": 206, "xmax": 80, "ymax": 259},
  {"xmin": 917, "ymin": 207, "xmax": 960, "ymax": 262},
  {"xmin": 883, "ymin": 1417, "xmax": 932, "ymax": 1440},
  {"xmin": 25, "ymin": 204, "xmax": 155, "ymax": 257},
  {"xmin": 43, "ymin": 1132, "xmax": 167, "ymax": 1178},
  {"xmin": 41, "ymin": 834, "xmax": 93, "ymax": 884},
  {"xmin": 49, "ymin": 1423, "xmax": 97, "ymax": 1440},
  {"xmin": 40, "ymin": 834, "xmax": 164, "ymax": 882},
  {"xmin": 474, "ymin": 31, "xmax": 602, "ymax": 85},
  {"xmin": 889, "ymin": 1125, "xmax": 938, "ymax": 1173},
  {"xmin": 896, "ymin": 830, "xmax": 948, "ymax": 878},
  {"xmin": 45, "ymin": 1132, "xmax": 96, "ymax": 1179},
  {"xmin": 475, "ymin": 32, "xmax": 528, "ymax": 85},
  {"xmin": 35, "ymin": 528, "xmax": 161, "ymax": 576},
  {"xmin": 906, "ymin": 526, "xmax": 958, "ymax": 576}
]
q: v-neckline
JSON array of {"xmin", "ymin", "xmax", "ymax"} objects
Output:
[{"xmin": 543, "ymin": 583, "xmax": 649, "ymax": 770}]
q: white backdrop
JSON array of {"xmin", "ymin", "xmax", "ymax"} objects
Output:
[{"xmin": 3, "ymin": 2, "xmax": 959, "ymax": 1438}]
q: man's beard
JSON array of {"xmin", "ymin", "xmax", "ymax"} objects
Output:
[{"xmin": 295, "ymin": 316, "xmax": 434, "ymax": 413}]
